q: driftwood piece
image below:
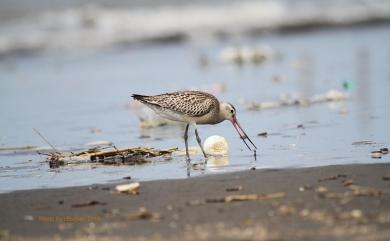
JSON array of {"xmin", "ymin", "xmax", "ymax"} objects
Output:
[{"xmin": 46, "ymin": 147, "xmax": 178, "ymax": 168}]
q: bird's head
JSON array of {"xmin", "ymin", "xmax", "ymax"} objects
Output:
[{"xmin": 220, "ymin": 102, "xmax": 257, "ymax": 151}]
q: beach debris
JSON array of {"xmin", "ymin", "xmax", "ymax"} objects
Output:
[
  {"xmin": 203, "ymin": 135, "xmax": 229, "ymax": 155},
  {"xmin": 318, "ymin": 184, "xmax": 390, "ymax": 204},
  {"xmin": 342, "ymin": 179, "xmax": 355, "ymax": 186},
  {"xmin": 247, "ymin": 89, "xmax": 349, "ymax": 111},
  {"xmin": 24, "ymin": 215, "xmax": 34, "ymax": 221},
  {"xmin": 86, "ymin": 140, "xmax": 113, "ymax": 147},
  {"xmin": 352, "ymin": 140, "xmax": 376, "ymax": 145},
  {"xmin": 298, "ymin": 185, "xmax": 313, "ymax": 191},
  {"xmin": 370, "ymin": 148, "xmax": 388, "ymax": 159},
  {"xmin": 128, "ymin": 207, "xmax": 161, "ymax": 221},
  {"xmin": 257, "ymin": 132, "xmax": 268, "ymax": 137},
  {"xmin": 318, "ymin": 174, "xmax": 347, "ymax": 182},
  {"xmin": 220, "ymin": 46, "xmax": 274, "ymax": 66},
  {"xmin": 43, "ymin": 146, "xmax": 177, "ymax": 167},
  {"xmin": 115, "ymin": 182, "xmax": 140, "ymax": 194},
  {"xmin": 382, "ymin": 175, "xmax": 390, "ymax": 181},
  {"xmin": 370, "ymin": 151, "xmax": 383, "ymax": 159},
  {"xmin": 226, "ymin": 186, "xmax": 243, "ymax": 192},
  {"xmin": 380, "ymin": 148, "xmax": 389, "ymax": 154},
  {"xmin": 342, "ymin": 80, "xmax": 354, "ymax": 90},
  {"xmin": 71, "ymin": 200, "xmax": 107, "ymax": 208},
  {"xmin": 315, "ymin": 186, "xmax": 328, "ymax": 193},
  {"xmin": 205, "ymin": 192, "xmax": 285, "ymax": 203}
]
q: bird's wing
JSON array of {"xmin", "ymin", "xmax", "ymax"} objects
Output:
[{"xmin": 141, "ymin": 91, "xmax": 219, "ymax": 117}]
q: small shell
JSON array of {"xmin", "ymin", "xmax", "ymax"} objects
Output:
[
  {"xmin": 203, "ymin": 135, "xmax": 229, "ymax": 155},
  {"xmin": 115, "ymin": 182, "xmax": 140, "ymax": 194}
]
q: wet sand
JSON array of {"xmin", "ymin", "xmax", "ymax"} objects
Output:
[{"xmin": 0, "ymin": 163, "xmax": 389, "ymax": 241}]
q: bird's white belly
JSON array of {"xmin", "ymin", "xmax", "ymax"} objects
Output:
[{"xmin": 150, "ymin": 106, "xmax": 189, "ymax": 123}]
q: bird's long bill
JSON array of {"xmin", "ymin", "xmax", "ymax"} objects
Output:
[{"xmin": 231, "ymin": 116, "xmax": 257, "ymax": 151}]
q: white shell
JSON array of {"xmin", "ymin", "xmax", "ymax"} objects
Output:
[
  {"xmin": 115, "ymin": 182, "xmax": 140, "ymax": 193},
  {"xmin": 203, "ymin": 135, "xmax": 229, "ymax": 155}
]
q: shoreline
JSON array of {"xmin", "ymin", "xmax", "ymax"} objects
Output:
[{"xmin": 1, "ymin": 163, "xmax": 389, "ymax": 241}]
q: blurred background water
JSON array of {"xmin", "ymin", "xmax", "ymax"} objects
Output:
[{"xmin": 0, "ymin": 0, "xmax": 389, "ymax": 192}]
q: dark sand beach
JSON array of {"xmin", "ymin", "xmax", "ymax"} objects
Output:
[{"xmin": 1, "ymin": 163, "xmax": 389, "ymax": 241}]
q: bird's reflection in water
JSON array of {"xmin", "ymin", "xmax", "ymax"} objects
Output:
[{"xmin": 186, "ymin": 154, "xmax": 230, "ymax": 177}]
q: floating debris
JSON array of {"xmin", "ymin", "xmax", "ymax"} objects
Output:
[
  {"xmin": 370, "ymin": 151, "xmax": 383, "ymax": 159},
  {"xmin": 220, "ymin": 46, "xmax": 274, "ymax": 66},
  {"xmin": 203, "ymin": 135, "xmax": 229, "ymax": 155},
  {"xmin": 370, "ymin": 148, "xmax": 388, "ymax": 159},
  {"xmin": 298, "ymin": 185, "xmax": 313, "ymax": 191},
  {"xmin": 71, "ymin": 200, "xmax": 106, "ymax": 208},
  {"xmin": 247, "ymin": 89, "xmax": 349, "ymax": 111},
  {"xmin": 43, "ymin": 146, "xmax": 177, "ymax": 168},
  {"xmin": 352, "ymin": 140, "xmax": 376, "ymax": 145},
  {"xmin": 128, "ymin": 207, "xmax": 161, "ymax": 221},
  {"xmin": 115, "ymin": 182, "xmax": 140, "ymax": 194}
]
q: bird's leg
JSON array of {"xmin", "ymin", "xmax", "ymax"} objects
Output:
[
  {"xmin": 194, "ymin": 126, "xmax": 208, "ymax": 160},
  {"xmin": 184, "ymin": 124, "xmax": 190, "ymax": 163}
]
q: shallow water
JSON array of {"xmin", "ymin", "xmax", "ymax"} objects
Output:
[{"xmin": 0, "ymin": 25, "xmax": 390, "ymax": 192}]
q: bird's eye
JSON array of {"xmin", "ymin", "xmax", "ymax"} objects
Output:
[{"xmin": 230, "ymin": 109, "xmax": 234, "ymax": 113}]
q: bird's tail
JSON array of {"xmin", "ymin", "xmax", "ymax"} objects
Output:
[{"xmin": 131, "ymin": 94, "xmax": 148, "ymax": 102}]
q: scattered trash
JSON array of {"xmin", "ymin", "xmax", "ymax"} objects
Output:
[
  {"xmin": 382, "ymin": 175, "xmax": 390, "ymax": 181},
  {"xmin": 219, "ymin": 46, "xmax": 274, "ymax": 66},
  {"xmin": 203, "ymin": 135, "xmax": 229, "ymax": 155},
  {"xmin": 205, "ymin": 192, "xmax": 285, "ymax": 203},
  {"xmin": 298, "ymin": 185, "xmax": 313, "ymax": 191},
  {"xmin": 342, "ymin": 80, "xmax": 353, "ymax": 90},
  {"xmin": 318, "ymin": 174, "xmax": 347, "ymax": 182},
  {"xmin": 24, "ymin": 215, "xmax": 34, "ymax": 221},
  {"xmin": 247, "ymin": 89, "xmax": 349, "ymax": 111},
  {"xmin": 115, "ymin": 182, "xmax": 140, "ymax": 194},
  {"xmin": 128, "ymin": 207, "xmax": 161, "ymax": 221},
  {"xmin": 257, "ymin": 132, "xmax": 268, "ymax": 137},
  {"xmin": 352, "ymin": 140, "xmax": 376, "ymax": 145},
  {"xmin": 226, "ymin": 186, "xmax": 243, "ymax": 192},
  {"xmin": 342, "ymin": 179, "xmax": 355, "ymax": 186},
  {"xmin": 42, "ymin": 146, "xmax": 177, "ymax": 168},
  {"xmin": 369, "ymin": 148, "xmax": 389, "ymax": 158},
  {"xmin": 370, "ymin": 151, "xmax": 383, "ymax": 159},
  {"xmin": 315, "ymin": 186, "xmax": 328, "ymax": 193},
  {"xmin": 380, "ymin": 148, "xmax": 389, "ymax": 154},
  {"xmin": 71, "ymin": 200, "xmax": 106, "ymax": 208},
  {"xmin": 86, "ymin": 140, "xmax": 113, "ymax": 147}
]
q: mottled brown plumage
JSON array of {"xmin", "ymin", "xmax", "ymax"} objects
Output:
[{"xmin": 132, "ymin": 91, "xmax": 257, "ymax": 161}]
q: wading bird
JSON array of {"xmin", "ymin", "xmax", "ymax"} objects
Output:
[{"xmin": 132, "ymin": 91, "xmax": 257, "ymax": 161}]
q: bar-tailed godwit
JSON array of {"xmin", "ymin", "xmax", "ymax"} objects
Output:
[{"xmin": 132, "ymin": 91, "xmax": 257, "ymax": 161}]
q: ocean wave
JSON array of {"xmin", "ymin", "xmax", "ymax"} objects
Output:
[{"xmin": 0, "ymin": 0, "xmax": 390, "ymax": 58}]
